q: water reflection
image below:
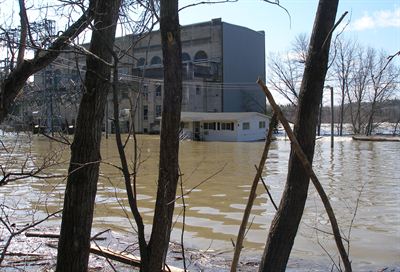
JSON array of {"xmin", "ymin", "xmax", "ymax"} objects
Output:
[{"xmin": 0, "ymin": 134, "xmax": 399, "ymax": 270}]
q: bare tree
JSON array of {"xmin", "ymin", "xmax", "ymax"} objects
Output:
[
  {"xmin": 146, "ymin": 0, "xmax": 183, "ymax": 270},
  {"xmin": 259, "ymin": 0, "xmax": 343, "ymax": 271},
  {"xmin": 346, "ymin": 47, "xmax": 373, "ymax": 134},
  {"xmin": 365, "ymin": 49, "xmax": 400, "ymax": 135},
  {"xmin": 267, "ymin": 34, "xmax": 308, "ymax": 106},
  {"xmin": 333, "ymin": 38, "xmax": 356, "ymax": 136},
  {"xmin": 55, "ymin": 0, "xmax": 122, "ymax": 270}
]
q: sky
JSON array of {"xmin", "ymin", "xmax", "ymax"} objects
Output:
[
  {"xmin": 1, "ymin": 1, "xmax": 398, "ymax": 59},
  {"xmin": 179, "ymin": 0, "xmax": 400, "ymax": 56}
]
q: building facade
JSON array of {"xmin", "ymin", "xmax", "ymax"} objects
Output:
[{"xmin": 32, "ymin": 18, "xmax": 266, "ymax": 134}]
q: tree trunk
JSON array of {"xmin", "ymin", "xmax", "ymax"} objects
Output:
[
  {"xmin": 55, "ymin": 0, "xmax": 121, "ymax": 271},
  {"xmin": 259, "ymin": 0, "xmax": 339, "ymax": 271},
  {"xmin": 147, "ymin": 1, "xmax": 183, "ymax": 271}
]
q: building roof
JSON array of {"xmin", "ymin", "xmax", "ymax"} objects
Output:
[{"xmin": 180, "ymin": 112, "xmax": 269, "ymax": 122}]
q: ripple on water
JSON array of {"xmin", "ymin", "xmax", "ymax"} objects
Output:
[{"xmin": 1, "ymin": 135, "xmax": 399, "ymax": 270}]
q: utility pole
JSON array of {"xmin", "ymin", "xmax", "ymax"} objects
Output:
[{"xmin": 325, "ymin": 85, "xmax": 334, "ymax": 148}]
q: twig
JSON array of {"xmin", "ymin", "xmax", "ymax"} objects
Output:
[
  {"xmin": 321, "ymin": 11, "xmax": 349, "ymax": 51},
  {"xmin": 256, "ymin": 166, "xmax": 278, "ymax": 211},
  {"xmin": 262, "ymin": 0, "xmax": 291, "ymax": 28},
  {"xmin": 178, "ymin": 168, "xmax": 187, "ymax": 271},
  {"xmin": 230, "ymin": 113, "xmax": 277, "ymax": 272},
  {"xmin": 169, "ymin": 163, "xmax": 227, "ymax": 205},
  {"xmin": 347, "ymin": 182, "xmax": 366, "ymax": 256},
  {"xmin": 0, "ymin": 209, "xmax": 62, "ymax": 265},
  {"xmin": 178, "ymin": 0, "xmax": 238, "ymax": 12}
]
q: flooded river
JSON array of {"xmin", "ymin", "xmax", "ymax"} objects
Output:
[{"xmin": 1, "ymin": 133, "xmax": 399, "ymax": 270}]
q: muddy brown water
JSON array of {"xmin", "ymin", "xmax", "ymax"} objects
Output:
[{"xmin": 1, "ymin": 133, "xmax": 399, "ymax": 270}]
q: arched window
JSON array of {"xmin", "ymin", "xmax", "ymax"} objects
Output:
[
  {"xmin": 182, "ymin": 52, "xmax": 191, "ymax": 62},
  {"xmin": 137, "ymin": 57, "xmax": 146, "ymax": 67},
  {"xmin": 150, "ymin": 56, "xmax": 162, "ymax": 65},
  {"xmin": 194, "ymin": 50, "xmax": 208, "ymax": 62}
]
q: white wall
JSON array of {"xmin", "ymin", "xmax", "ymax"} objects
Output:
[
  {"xmin": 181, "ymin": 115, "xmax": 269, "ymax": 142},
  {"xmin": 237, "ymin": 115, "xmax": 269, "ymax": 141}
]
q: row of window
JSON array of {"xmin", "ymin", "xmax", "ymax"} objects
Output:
[
  {"xmin": 143, "ymin": 105, "xmax": 162, "ymax": 120},
  {"xmin": 243, "ymin": 121, "xmax": 266, "ymax": 130},
  {"xmin": 203, "ymin": 122, "xmax": 235, "ymax": 131},
  {"xmin": 137, "ymin": 50, "xmax": 208, "ymax": 67},
  {"xmin": 203, "ymin": 121, "xmax": 266, "ymax": 131},
  {"xmin": 142, "ymin": 85, "xmax": 162, "ymax": 100}
]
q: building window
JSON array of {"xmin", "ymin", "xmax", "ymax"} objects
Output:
[
  {"xmin": 203, "ymin": 122, "xmax": 216, "ymax": 130},
  {"xmin": 196, "ymin": 85, "xmax": 201, "ymax": 95},
  {"xmin": 137, "ymin": 57, "xmax": 146, "ymax": 67},
  {"xmin": 142, "ymin": 85, "xmax": 148, "ymax": 100},
  {"xmin": 242, "ymin": 122, "xmax": 250, "ymax": 130},
  {"xmin": 156, "ymin": 105, "xmax": 162, "ymax": 117},
  {"xmin": 259, "ymin": 121, "xmax": 266, "ymax": 129},
  {"xmin": 221, "ymin": 122, "xmax": 234, "ymax": 131},
  {"xmin": 143, "ymin": 105, "xmax": 148, "ymax": 120},
  {"xmin": 194, "ymin": 50, "xmax": 208, "ymax": 62},
  {"xmin": 182, "ymin": 52, "xmax": 191, "ymax": 62},
  {"xmin": 150, "ymin": 56, "xmax": 162, "ymax": 65},
  {"xmin": 155, "ymin": 85, "xmax": 162, "ymax": 97}
]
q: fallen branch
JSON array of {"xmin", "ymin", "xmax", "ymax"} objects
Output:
[
  {"xmin": 257, "ymin": 79, "xmax": 352, "ymax": 272},
  {"xmin": 25, "ymin": 231, "xmax": 106, "ymax": 241},
  {"xmin": 89, "ymin": 245, "xmax": 185, "ymax": 272}
]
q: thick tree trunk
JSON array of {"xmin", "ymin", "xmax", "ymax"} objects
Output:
[
  {"xmin": 259, "ymin": 1, "xmax": 339, "ymax": 271},
  {"xmin": 55, "ymin": 0, "xmax": 121, "ymax": 271},
  {"xmin": 147, "ymin": 1, "xmax": 183, "ymax": 271}
]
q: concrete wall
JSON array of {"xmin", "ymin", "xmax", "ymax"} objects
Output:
[{"xmin": 222, "ymin": 23, "xmax": 266, "ymax": 113}]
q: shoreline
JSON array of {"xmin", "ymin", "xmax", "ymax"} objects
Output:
[{"xmin": 1, "ymin": 227, "xmax": 399, "ymax": 271}]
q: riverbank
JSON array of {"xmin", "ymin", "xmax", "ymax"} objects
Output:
[
  {"xmin": 1, "ymin": 227, "xmax": 399, "ymax": 271},
  {"xmin": 0, "ymin": 226, "xmax": 237, "ymax": 272}
]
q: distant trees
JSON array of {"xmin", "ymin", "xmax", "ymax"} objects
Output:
[
  {"xmin": 333, "ymin": 38, "xmax": 356, "ymax": 136},
  {"xmin": 333, "ymin": 42, "xmax": 399, "ymax": 135},
  {"xmin": 270, "ymin": 34, "xmax": 400, "ymax": 135}
]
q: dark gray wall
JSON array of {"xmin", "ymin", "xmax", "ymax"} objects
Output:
[{"xmin": 222, "ymin": 23, "xmax": 266, "ymax": 113}]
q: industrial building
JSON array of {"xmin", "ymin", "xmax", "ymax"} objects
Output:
[{"xmin": 31, "ymin": 18, "xmax": 266, "ymax": 135}]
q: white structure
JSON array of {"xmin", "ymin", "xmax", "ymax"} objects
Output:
[{"xmin": 180, "ymin": 112, "xmax": 270, "ymax": 142}]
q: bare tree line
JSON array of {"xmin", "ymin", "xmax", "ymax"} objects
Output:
[{"xmin": 268, "ymin": 34, "xmax": 399, "ymax": 136}]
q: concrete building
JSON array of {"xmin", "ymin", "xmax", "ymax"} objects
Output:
[
  {"xmin": 126, "ymin": 18, "xmax": 266, "ymax": 133},
  {"xmin": 31, "ymin": 18, "xmax": 266, "ymax": 134}
]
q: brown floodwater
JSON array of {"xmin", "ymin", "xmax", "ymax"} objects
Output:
[{"xmin": 1, "ymin": 133, "xmax": 399, "ymax": 270}]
